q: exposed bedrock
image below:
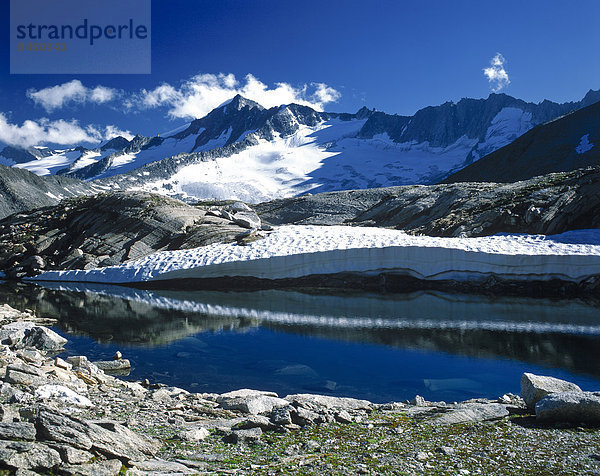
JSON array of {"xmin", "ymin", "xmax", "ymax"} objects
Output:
[
  {"xmin": 0, "ymin": 193, "xmax": 261, "ymax": 278},
  {"xmin": 256, "ymin": 166, "xmax": 600, "ymax": 237}
]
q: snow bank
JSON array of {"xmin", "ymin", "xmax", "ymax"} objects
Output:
[
  {"xmin": 35, "ymin": 385, "xmax": 93, "ymax": 407},
  {"xmin": 28, "ymin": 226, "xmax": 600, "ymax": 285}
]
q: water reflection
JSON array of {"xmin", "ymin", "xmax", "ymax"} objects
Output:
[{"xmin": 0, "ymin": 281, "xmax": 599, "ymax": 402}]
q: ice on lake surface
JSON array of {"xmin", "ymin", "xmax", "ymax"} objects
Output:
[{"xmin": 2, "ymin": 282, "xmax": 600, "ymax": 403}]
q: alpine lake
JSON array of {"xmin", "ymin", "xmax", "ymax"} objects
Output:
[{"xmin": 1, "ymin": 280, "xmax": 599, "ymax": 403}]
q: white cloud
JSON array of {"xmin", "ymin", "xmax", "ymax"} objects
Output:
[
  {"xmin": 103, "ymin": 125, "xmax": 134, "ymax": 141},
  {"xmin": 483, "ymin": 53, "xmax": 510, "ymax": 92},
  {"xmin": 139, "ymin": 73, "xmax": 341, "ymax": 119},
  {"xmin": 90, "ymin": 86, "xmax": 116, "ymax": 104},
  {"xmin": 0, "ymin": 113, "xmax": 129, "ymax": 148},
  {"xmin": 27, "ymin": 80, "xmax": 119, "ymax": 111}
]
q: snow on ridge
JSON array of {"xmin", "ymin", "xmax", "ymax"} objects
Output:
[
  {"xmin": 471, "ymin": 107, "xmax": 533, "ymax": 161},
  {"xmin": 29, "ymin": 225, "xmax": 600, "ymax": 285},
  {"xmin": 576, "ymin": 134, "xmax": 594, "ymax": 154}
]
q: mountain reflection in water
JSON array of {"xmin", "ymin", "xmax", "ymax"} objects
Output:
[{"xmin": 0, "ymin": 281, "xmax": 599, "ymax": 403}]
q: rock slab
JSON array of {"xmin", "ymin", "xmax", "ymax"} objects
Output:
[
  {"xmin": 520, "ymin": 372, "xmax": 582, "ymax": 411},
  {"xmin": 536, "ymin": 391, "xmax": 600, "ymax": 424}
]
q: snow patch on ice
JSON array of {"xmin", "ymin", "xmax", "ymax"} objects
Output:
[
  {"xmin": 29, "ymin": 226, "xmax": 600, "ymax": 285},
  {"xmin": 576, "ymin": 134, "xmax": 593, "ymax": 154},
  {"xmin": 142, "ymin": 118, "xmax": 482, "ymax": 202},
  {"xmin": 35, "ymin": 384, "xmax": 93, "ymax": 407},
  {"xmin": 471, "ymin": 107, "xmax": 533, "ymax": 161}
]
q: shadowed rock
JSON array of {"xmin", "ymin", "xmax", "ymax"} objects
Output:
[
  {"xmin": 257, "ymin": 166, "xmax": 600, "ymax": 238},
  {"xmin": 536, "ymin": 391, "xmax": 600, "ymax": 424}
]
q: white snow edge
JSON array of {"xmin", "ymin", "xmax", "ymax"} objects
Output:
[{"xmin": 28, "ymin": 226, "xmax": 600, "ymax": 284}]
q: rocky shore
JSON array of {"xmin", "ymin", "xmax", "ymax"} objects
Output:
[{"xmin": 0, "ymin": 304, "xmax": 598, "ymax": 475}]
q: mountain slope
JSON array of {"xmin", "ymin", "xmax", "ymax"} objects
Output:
[
  {"xmin": 2, "ymin": 90, "xmax": 598, "ymax": 203},
  {"xmin": 256, "ymin": 166, "xmax": 600, "ymax": 237},
  {"xmin": 443, "ymin": 100, "xmax": 600, "ymax": 183},
  {"xmin": 0, "ymin": 163, "xmax": 96, "ymax": 219}
]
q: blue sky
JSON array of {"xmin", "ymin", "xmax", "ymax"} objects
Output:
[{"xmin": 0, "ymin": 0, "xmax": 599, "ymax": 147}]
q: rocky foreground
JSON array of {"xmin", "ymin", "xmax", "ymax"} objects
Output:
[{"xmin": 0, "ymin": 305, "xmax": 598, "ymax": 475}]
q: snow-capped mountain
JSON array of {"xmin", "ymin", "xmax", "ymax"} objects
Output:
[
  {"xmin": 2, "ymin": 90, "xmax": 598, "ymax": 203},
  {"xmin": 444, "ymin": 99, "xmax": 600, "ymax": 183}
]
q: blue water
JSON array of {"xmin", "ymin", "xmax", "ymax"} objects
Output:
[
  {"xmin": 61, "ymin": 326, "xmax": 600, "ymax": 403},
  {"xmin": 2, "ymin": 282, "xmax": 600, "ymax": 403}
]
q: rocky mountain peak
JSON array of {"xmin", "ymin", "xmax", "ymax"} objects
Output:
[
  {"xmin": 581, "ymin": 88, "xmax": 600, "ymax": 107},
  {"xmin": 355, "ymin": 106, "xmax": 375, "ymax": 119},
  {"xmin": 226, "ymin": 94, "xmax": 264, "ymax": 112},
  {"xmin": 0, "ymin": 146, "xmax": 54, "ymax": 164},
  {"xmin": 101, "ymin": 136, "xmax": 131, "ymax": 151}
]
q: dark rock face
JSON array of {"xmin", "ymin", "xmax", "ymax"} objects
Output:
[
  {"xmin": 0, "ymin": 146, "xmax": 55, "ymax": 164},
  {"xmin": 100, "ymin": 136, "xmax": 131, "ymax": 151},
  {"xmin": 0, "ymin": 164, "xmax": 95, "ymax": 220},
  {"xmin": 256, "ymin": 166, "xmax": 600, "ymax": 237},
  {"xmin": 444, "ymin": 101, "xmax": 600, "ymax": 184},
  {"xmin": 0, "ymin": 191, "xmax": 255, "ymax": 277},
  {"xmin": 357, "ymin": 92, "xmax": 596, "ymax": 147}
]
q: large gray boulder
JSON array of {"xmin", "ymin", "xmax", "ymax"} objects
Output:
[
  {"xmin": 0, "ymin": 322, "xmax": 36, "ymax": 346},
  {"xmin": 520, "ymin": 373, "xmax": 582, "ymax": 410},
  {"xmin": 233, "ymin": 211, "xmax": 261, "ymax": 229},
  {"xmin": 536, "ymin": 391, "xmax": 600, "ymax": 424},
  {"xmin": 284, "ymin": 393, "xmax": 372, "ymax": 412},
  {"xmin": 21, "ymin": 326, "xmax": 67, "ymax": 352},
  {"xmin": 217, "ymin": 389, "xmax": 289, "ymax": 415},
  {"xmin": 34, "ymin": 408, "xmax": 159, "ymax": 463},
  {"xmin": 433, "ymin": 403, "xmax": 509, "ymax": 425},
  {"xmin": 0, "ymin": 440, "xmax": 62, "ymax": 471}
]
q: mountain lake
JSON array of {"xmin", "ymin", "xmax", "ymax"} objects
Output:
[{"xmin": 1, "ymin": 281, "xmax": 599, "ymax": 403}]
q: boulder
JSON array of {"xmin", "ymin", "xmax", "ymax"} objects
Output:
[
  {"xmin": 284, "ymin": 393, "xmax": 372, "ymax": 412},
  {"xmin": 0, "ymin": 322, "xmax": 36, "ymax": 346},
  {"xmin": 130, "ymin": 459, "xmax": 196, "ymax": 474},
  {"xmin": 178, "ymin": 427, "xmax": 209, "ymax": 442},
  {"xmin": 0, "ymin": 440, "xmax": 62, "ymax": 471},
  {"xmin": 35, "ymin": 408, "xmax": 159, "ymax": 462},
  {"xmin": 219, "ymin": 394, "xmax": 289, "ymax": 415},
  {"xmin": 59, "ymin": 458, "xmax": 123, "ymax": 476},
  {"xmin": 520, "ymin": 373, "xmax": 582, "ymax": 410},
  {"xmin": 535, "ymin": 391, "xmax": 600, "ymax": 424},
  {"xmin": 270, "ymin": 407, "xmax": 292, "ymax": 426},
  {"xmin": 228, "ymin": 202, "xmax": 253, "ymax": 213},
  {"xmin": 50, "ymin": 445, "xmax": 94, "ymax": 465},
  {"xmin": 21, "ymin": 326, "xmax": 67, "ymax": 352},
  {"xmin": 35, "ymin": 409, "xmax": 94, "ymax": 450},
  {"xmin": 0, "ymin": 422, "xmax": 37, "ymax": 441},
  {"xmin": 85, "ymin": 420, "xmax": 160, "ymax": 462},
  {"xmin": 4, "ymin": 363, "xmax": 50, "ymax": 387},
  {"xmin": 233, "ymin": 211, "xmax": 261, "ymax": 229},
  {"xmin": 217, "ymin": 389, "xmax": 288, "ymax": 415},
  {"xmin": 432, "ymin": 403, "xmax": 509, "ymax": 425},
  {"xmin": 223, "ymin": 427, "xmax": 262, "ymax": 444},
  {"xmin": 92, "ymin": 359, "xmax": 131, "ymax": 372},
  {"xmin": 233, "ymin": 415, "xmax": 276, "ymax": 431},
  {"xmin": 292, "ymin": 406, "xmax": 322, "ymax": 426}
]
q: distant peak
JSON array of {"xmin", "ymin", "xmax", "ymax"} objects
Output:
[
  {"xmin": 581, "ymin": 88, "xmax": 600, "ymax": 107},
  {"xmin": 225, "ymin": 94, "xmax": 264, "ymax": 112},
  {"xmin": 101, "ymin": 135, "xmax": 130, "ymax": 151},
  {"xmin": 355, "ymin": 106, "xmax": 375, "ymax": 119}
]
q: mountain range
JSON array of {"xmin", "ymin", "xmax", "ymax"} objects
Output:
[{"xmin": 1, "ymin": 89, "xmax": 598, "ymax": 204}]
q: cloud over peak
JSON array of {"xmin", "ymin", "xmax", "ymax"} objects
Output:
[
  {"xmin": 137, "ymin": 73, "xmax": 341, "ymax": 119},
  {"xmin": 0, "ymin": 114, "xmax": 131, "ymax": 148},
  {"xmin": 483, "ymin": 53, "xmax": 510, "ymax": 92}
]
